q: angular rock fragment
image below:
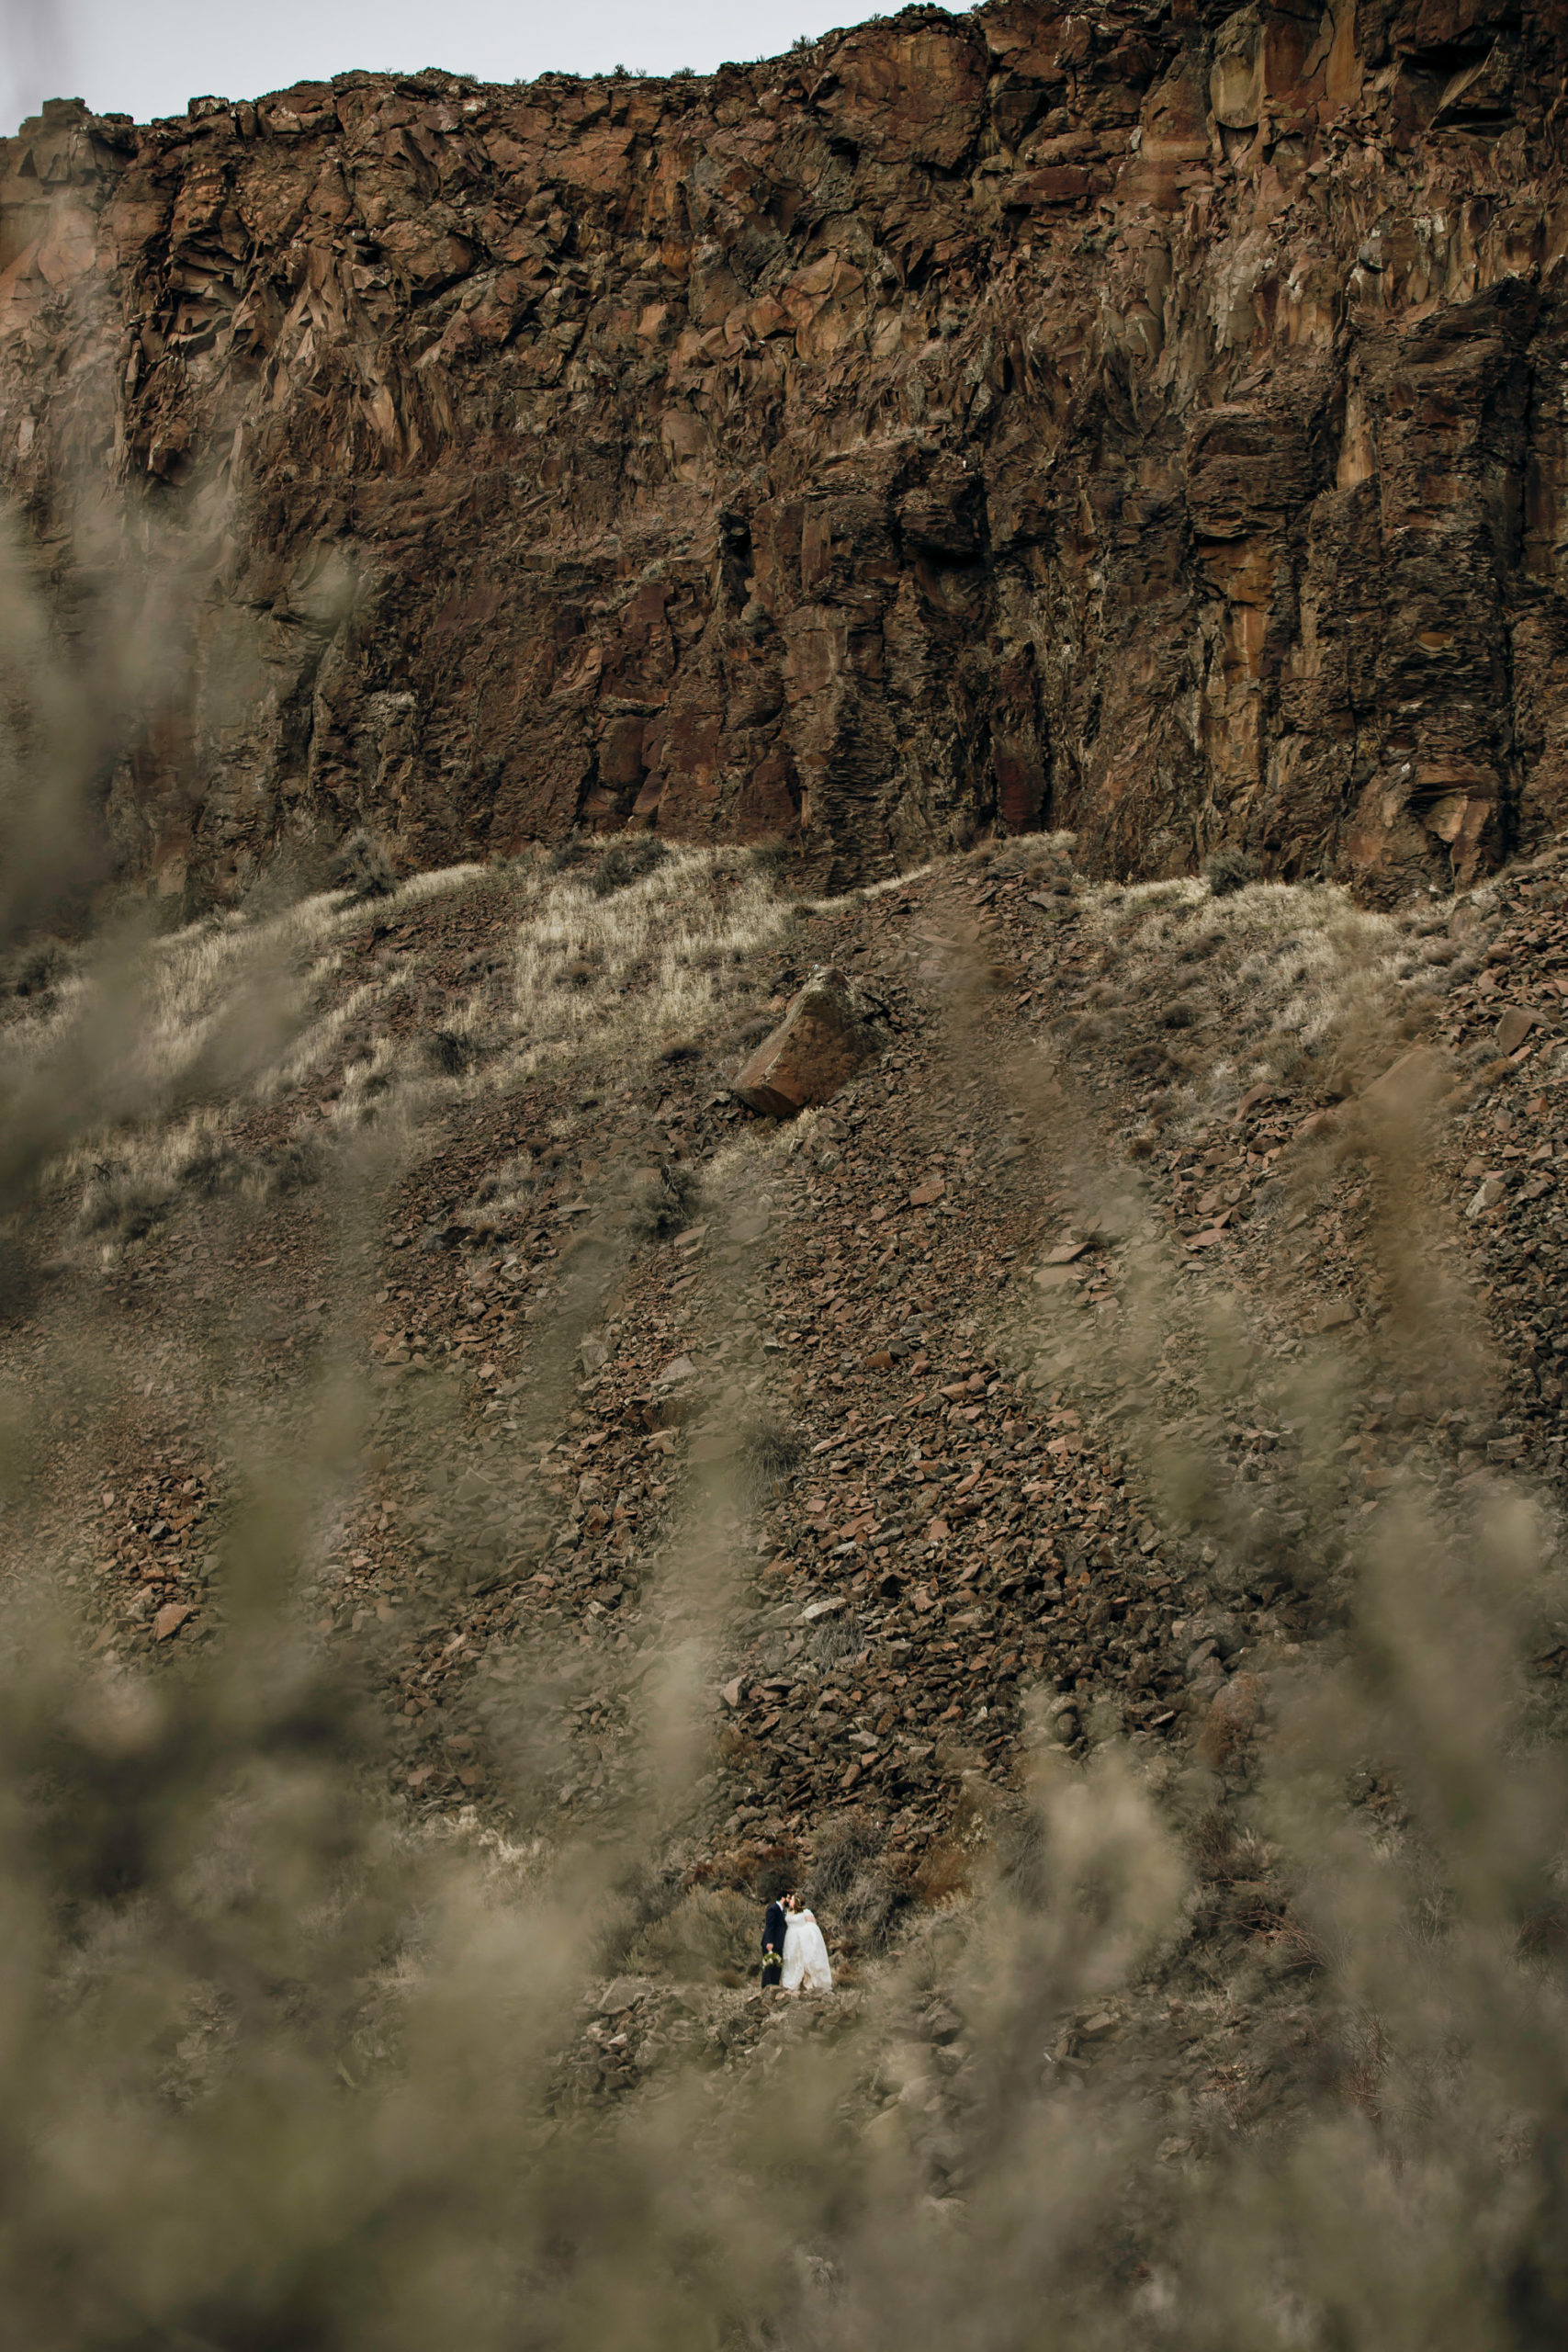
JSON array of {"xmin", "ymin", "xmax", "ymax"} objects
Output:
[
  {"xmin": 732, "ymin": 967, "xmax": 886, "ymax": 1116},
  {"xmin": 1358, "ymin": 1043, "xmax": 1455, "ymax": 1124},
  {"xmin": 1303, "ymin": 1300, "xmax": 1357, "ymax": 1334},
  {"xmin": 1496, "ymin": 1006, "xmax": 1542, "ymax": 1056}
]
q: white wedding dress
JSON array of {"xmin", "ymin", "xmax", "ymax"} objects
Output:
[{"xmin": 781, "ymin": 1906, "xmax": 834, "ymax": 1993}]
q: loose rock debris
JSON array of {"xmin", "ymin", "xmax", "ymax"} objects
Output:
[{"xmin": 6, "ymin": 837, "xmax": 1568, "ymax": 2132}]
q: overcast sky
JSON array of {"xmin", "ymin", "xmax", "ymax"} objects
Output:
[{"xmin": 3, "ymin": 0, "xmax": 956, "ymax": 133}]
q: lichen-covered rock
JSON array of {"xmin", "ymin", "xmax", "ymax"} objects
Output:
[{"xmin": 5, "ymin": 4, "xmax": 1568, "ymax": 907}]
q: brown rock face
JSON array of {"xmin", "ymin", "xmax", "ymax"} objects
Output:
[
  {"xmin": 5, "ymin": 5, "xmax": 1568, "ymax": 908},
  {"xmin": 732, "ymin": 965, "xmax": 886, "ymax": 1116}
]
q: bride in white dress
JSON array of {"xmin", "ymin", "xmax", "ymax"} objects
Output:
[{"xmin": 780, "ymin": 1892, "xmax": 833, "ymax": 1993}]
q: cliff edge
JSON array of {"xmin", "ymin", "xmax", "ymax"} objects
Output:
[{"xmin": 3, "ymin": 1, "xmax": 1567, "ymax": 904}]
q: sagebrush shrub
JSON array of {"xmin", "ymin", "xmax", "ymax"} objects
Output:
[
  {"xmin": 627, "ymin": 1886, "xmax": 759, "ymax": 1982},
  {"xmin": 76, "ymin": 1166, "xmax": 176, "ymax": 1240},
  {"xmin": 1205, "ymin": 844, "xmax": 1260, "ymax": 898},
  {"xmin": 591, "ymin": 835, "xmax": 669, "ymax": 897},
  {"xmin": 327, "ymin": 829, "xmax": 397, "ymax": 901},
  {"xmin": 627, "ymin": 1160, "xmax": 702, "ymax": 1242},
  {"xmin": 738, "ymin": 1416, "xmax": 803, "ymax": 1507},
  {"xmin": 547, "ymin": 830, "xmax": 593, "ymax": 874},
  {"xmin": 808, "ymin": 1813, "xmax": 911, "ymax": 1953}
]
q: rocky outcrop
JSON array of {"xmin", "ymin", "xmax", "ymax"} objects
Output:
[
  {"xmin": 5, "ymin": 2, "xmax": 1568, "ymax": 908},
  {"xmin": 732, "ymin": 966, "xmax": 887, "ymax": 1115}
]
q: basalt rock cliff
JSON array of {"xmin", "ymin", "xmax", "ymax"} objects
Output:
[{"xmin": 4, "ymin": 1, "xmax": 1568, "ymax": 906}]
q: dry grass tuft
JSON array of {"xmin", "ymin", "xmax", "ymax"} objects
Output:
[{"xmin": 736, "ymin": 1415, "xmax": 805, "ymax": 1509}]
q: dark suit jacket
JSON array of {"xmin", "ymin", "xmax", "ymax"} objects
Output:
[{"xmin": 761, "ymin": 1900, "xmax": 787, "ymax": 1973}]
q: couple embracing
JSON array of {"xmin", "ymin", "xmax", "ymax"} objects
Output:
[{"xmin": 761, "ymin": 1888, "xmax": 834, "ymax": 1994}]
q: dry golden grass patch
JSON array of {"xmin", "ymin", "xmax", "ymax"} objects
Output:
[{"xmin": 4, "ymin": 845, "xmax": 806, "ymax": 1255}]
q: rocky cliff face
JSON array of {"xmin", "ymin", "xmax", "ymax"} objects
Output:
[{"xmin": 3, "ymin": 1, "xmax": 1568, "ymax": 906}]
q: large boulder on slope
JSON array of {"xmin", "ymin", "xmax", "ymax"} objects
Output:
[{"xmin": 731, "ymin": 967, "xmax": 886, "ymax": 1117}]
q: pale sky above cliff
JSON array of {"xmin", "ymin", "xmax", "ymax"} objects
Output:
[{"xmin": 4, "ymin": 0, "xmax": 961, "ymax": 134}]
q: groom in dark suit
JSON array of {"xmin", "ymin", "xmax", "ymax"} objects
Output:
[{"xmin": 761, "ymin": 1890, "xmax": 788, "ymax": 1989}]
